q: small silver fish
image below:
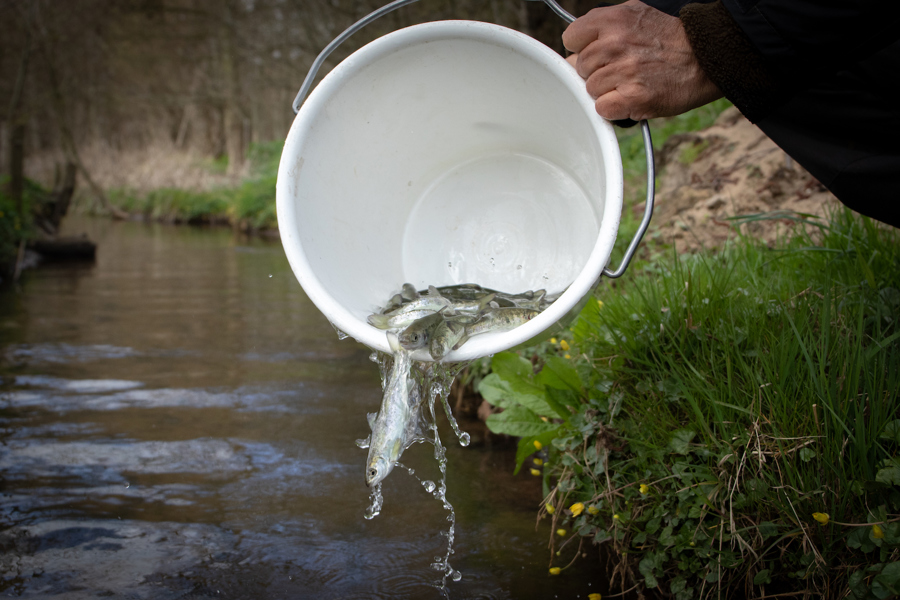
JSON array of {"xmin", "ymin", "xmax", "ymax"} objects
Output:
[
  {"xmin": 383, "ymin": 295, "xmax": 454, "ymax": 316},
  {"xmin": 398, "ymin": 309, "xmax": 446, "ymax": 350},
  {"xmin": 465, "ymin": 307, "xmax": 540, "ymax": 337},
  {"xmin": 400, "ymin": 283, "xmax": 418, "ymax": 301},
  {"xmin": 368, "ymin": 308, "xmax": 438, "ymax": 330},
  {"xmin": 500, "ymin": 289, "xmax": 547, "ymax": 310},
  {"xmin": 429, "ymin": 319, "xmax": 468, "ymax": 360},
  {"xmin": 433, "ymin": 283, "xmax": 495, "ymax": 301},
  {"xmin": 366, "ymin": 333, "xmax": 414, "ymax": 487}
]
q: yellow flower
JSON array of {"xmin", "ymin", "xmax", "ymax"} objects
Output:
[
  {"xmin": 534, "ymin": 440, "xmax": 543, "ymax": 450},
  {"xmin": 560, "ymin": 340, "xmax": 570, "ymax": 351},
  {"xmin": 569, "ymin": 502, "xmax": 585, "ymax": 517},
  {"xmin": 812, "ymin": 512, "xmax": 830, "ymax": 525},
  {"xmin": 873, "ymin": 524, "xmax": 885, "ymax": 539},
  {"xmin": 530, "ymin": 468, "xmax": 541, "ymax": 476},
  {"xmin": 533, "ymin": 457, "xmax": 543, "ymax": 466},
  {"xmin": 546, "ymin": 505, "xmax": 555, "ymax": 515},
  {"xmin": 597, "ymin": 300, "xmax": 604, "ymax": 310},
  {"xmin": 564, "ymin": 353, "xmax": 571, "ymax": 359},
  {"xmin": 549, "ymin": 567, "xmax": 561, "ymax": 576},
  {"xmin": 556, "ymin": 529, "xmax": 567, "ymax": 537},
  {"xmin": 550, "ymin": 337, "xmax": 558, "ymax": 344},
  {"xmin": 639, "ymin": 484, "xmax": 649, "ymax": 494},
  {"xmin": 589, "ymin": 594, "xmax": 602, "ymax": 600},
  {"xmin": 587, "ymin": 505, "xmax": 600, "ymax": 515},
  {"xmin": 613, "ymin": 514, "xmax": 620, "ymax": 520}
]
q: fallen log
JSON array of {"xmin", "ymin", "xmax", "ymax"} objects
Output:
[{"xmin": 29, "ymin": 235, "xmax": 96, "ymax": 261}]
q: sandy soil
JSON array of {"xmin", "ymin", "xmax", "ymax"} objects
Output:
[{"xmin": 644, "ymin": 106, "xmax": 841, "ymax": 253}]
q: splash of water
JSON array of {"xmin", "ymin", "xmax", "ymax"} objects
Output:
[
  {"xmin": 364, "ymin": 482, "xmax": 383, "ymax": 520},
  {"xmin": 362, "ymin": 354, "xmax": 471, "ymax": 592}
]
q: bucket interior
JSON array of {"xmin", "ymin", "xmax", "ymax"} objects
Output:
[{"xmin": 277, "ymin": 21, "xmax": 622, "ymax": 358}]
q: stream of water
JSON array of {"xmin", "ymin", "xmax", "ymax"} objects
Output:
[{"xmin": 0, "ymin": 217, "xmax": 606, "ymax": 599}]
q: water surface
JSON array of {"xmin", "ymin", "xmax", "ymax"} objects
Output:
[{"xmin": 0, "ymin": 217, "xmax": 606, "ymax": 599}]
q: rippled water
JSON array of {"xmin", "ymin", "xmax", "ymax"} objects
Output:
[{"xmin": 0, "ymin": 218, "xmax": 607, "ymax": 599}]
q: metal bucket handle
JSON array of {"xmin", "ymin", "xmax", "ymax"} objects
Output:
[{"xmin": 289, "ymin": 0, "xmax": 654, "ymax": 280}]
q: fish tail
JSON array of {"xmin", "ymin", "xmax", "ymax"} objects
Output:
[
  {"xmin": 368, "ymin": 314, "xmax": 391, "ymax": 329},
  {"xmin": 477, "ymin": 292, "xmax": 497, "ymax": 310},
  {"xmin": 386, "ymin": 331, "xmax": 402, "ymax": 353},
  {"xmin": 452, "ymin": 333, "xmax": 469, "ymax": 351}
]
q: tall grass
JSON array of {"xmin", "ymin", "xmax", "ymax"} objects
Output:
[
  {"xmin": 105, "ymin": 141, "xmax": 282, "ymax": 230},
  {"xmin": 480, "ymin": 208, "xmax": 900, "ymax": 598}
]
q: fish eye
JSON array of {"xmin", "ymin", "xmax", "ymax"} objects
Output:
[{"xmin": 368, "ymin": 467, "xmax": 378, "ymax": 478}]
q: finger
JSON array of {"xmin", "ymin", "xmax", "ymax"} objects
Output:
[
  {"xmin": 561, "ymin": 7, "xmax": 605, "ymax": 53},
  {"xmin": 565, "ymin": 53, "xmax": 578, "ymax": 69},
  {"xmin": 584, "ymin": 65, "xmax": 619, "ymax": 100},
  {"xmin": 594, "ymin": 90, "xmax": 633, "ymax": 122},
  {"xmin": 575, "ymin": 38, "xmax": 621, "ymax": 81}
]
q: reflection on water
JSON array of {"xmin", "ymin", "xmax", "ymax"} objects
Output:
[{"xmin": 0, "ymin": 217, "xmax": 606, "ymax": 599}]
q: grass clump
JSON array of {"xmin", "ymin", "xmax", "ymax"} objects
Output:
[
  {"xmin": 480, "ymin": 208, "xmax": 900, "ymax": 598},
  {"xmin": 107, "ymin": 140, "xmax": 283, "ymax": 230}
]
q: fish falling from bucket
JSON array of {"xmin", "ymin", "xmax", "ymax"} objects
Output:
[{"xmin": 358, "ymin": 282, "xmax": 558, "ymax": 590}]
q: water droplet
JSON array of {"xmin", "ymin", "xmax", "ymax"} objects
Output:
[
  {"xmin": 423, "ymin": 480, "xmax": 436, "ymax": 493},
  {"xmin": 364, "ymin": 484, "xmax": 383, "ymax": 520},
  {"xmin": 124, "ymin": 482, "xmax": 130, "ymax": 489},
  {"xmin": 355, "ymin": 437, "xmax": 370, "ymax": 449},
  {"xmin": 451, "ymin": 570, "xmax": 462, "ymax": 582},
  {"xmin": 268, "ymin": 274, "xmax": 273, "ymax": 278}
]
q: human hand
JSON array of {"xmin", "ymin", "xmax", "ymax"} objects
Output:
[{"xmin": 562, "ymin": 0, "xmax": 722, "ymax": 121}]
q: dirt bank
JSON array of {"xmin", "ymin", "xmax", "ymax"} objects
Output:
[{"xmin": 646, "ymin": 106, "xmax": 841, "ymax": 253}]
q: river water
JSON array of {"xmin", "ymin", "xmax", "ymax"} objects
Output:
[{"xmin": 0, "ymin": 217, "xmax": 605, "ymax": 599}]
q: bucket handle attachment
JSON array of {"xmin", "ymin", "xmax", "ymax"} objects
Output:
[{"xmin": 290, "ymin": 0, "xmax": 655, "ymax": 281}]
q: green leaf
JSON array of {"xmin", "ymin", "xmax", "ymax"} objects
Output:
[
  {"xmin": 880, "ymin": 420, "xmax": 900, "ymax": 445},
  {"xmin": 478, "ymin": 372, "xmax": 556, "ymax": 417},
  {"xmin": 669, "ymin": 430, "xmax": 696, "ymax": 455},
  {"xmin": 758, "ymin": 521, "xmax": 778, "ymax": 539},
  {"xmin": 876, "ymin": 462, "xmax": 900, "ymax": 487},
  {"xmin": 639, "ymin": 556, "xmax": 659, "ymax": 588},
  {"xmin": 478, "ymin": 373, "xmax": 517, "ymax": 409},
  {"xmin": 799, "ymin": 448, "xmax": 816, "ymax": 462},
  {"xmin": 753, "ymin": 569, "xmax": 772, "ymax": 585},
  {"xmin": 536, "ymin": 356, "xmax": 584, "ymax": 392},
  {"xmin": 848, "ymin": 569, "xmax": 870, "ymax": 600},
  {"xmin": 872, "ymin": 561, "xmax": 900, "ymax": 599},
  {"xmin": 486, "ymin": 405, "xmax": 558, "ymax": 438},
  {"xmin": 544, "ymin": 386, "xmax": 577, "ymax": 420},
  {"xmin": 848, "ymin": 526, "xmax": 878, "ymax": 553},
  {"xmin": 490, "ymin": 351, "xmax": 532, "ymax": 380}
]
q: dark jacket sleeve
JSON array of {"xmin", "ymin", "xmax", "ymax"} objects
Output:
[{"xmin": 675, "ymin": 0, "xmax": 900, "ymax": 122}]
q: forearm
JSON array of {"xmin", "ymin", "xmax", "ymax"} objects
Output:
[{"xmin": 679, "ymin": 1, "xmax": 778, "ymax": 123}]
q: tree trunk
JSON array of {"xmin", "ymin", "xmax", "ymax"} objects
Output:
[
  {"xmin": 31, "ymin": 2, "xmax": 128, "ymax": 220},
  {"xmin": 219, "ymin": 1, "xmax": 244, "ymax": 177},
  {"xmin": 7, "ymin": 13, "xmax": 31, "ymax": 215}
]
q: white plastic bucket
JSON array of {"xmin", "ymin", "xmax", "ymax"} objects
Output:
[{"xmin": 277, "ymin": 20, "xmax": 639, "ymax": 362}]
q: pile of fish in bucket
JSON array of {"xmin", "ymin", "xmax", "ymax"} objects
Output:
[{"xmin": 367, "ymin": 283, "xmax": 559, "ymax": 360}]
